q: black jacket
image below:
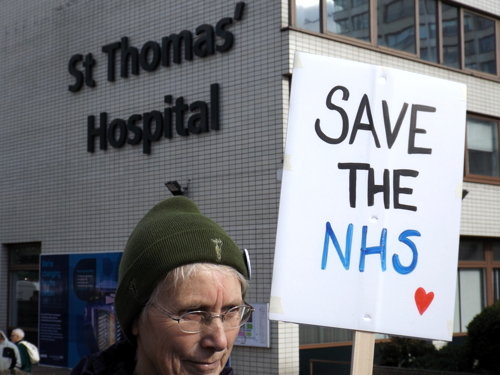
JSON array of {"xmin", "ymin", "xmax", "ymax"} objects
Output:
[{"xmin": 69, "ymin": 340, "xmax": 234, "ymax": 375}]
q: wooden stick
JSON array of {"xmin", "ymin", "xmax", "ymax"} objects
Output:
[{"xmin": 350, "ymin": 330, "xmax": 375, "ymax": 375}]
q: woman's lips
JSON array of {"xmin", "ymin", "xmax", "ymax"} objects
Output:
[{"xmin": 187, "ymin": 359, "xmax": 220, "ymax": 371}]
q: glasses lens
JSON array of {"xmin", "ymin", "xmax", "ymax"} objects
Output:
[
  {"xmin": 224, "ymin": 305, "xmax": 254, "ymax": 329},
  {"xmin": 177, "ymin": 305, "xmax": 255, "ymax": 333},
  {"xmin": 223, "ymin": 306, "xmax": 245, "ymax": 328},
  {"xmin": 179, "ymin": 311, "xmax": 209, "ymax": 333},
  {"xmin": 239, "ymin": 305, "xmax": 253, "ymax": 325}
]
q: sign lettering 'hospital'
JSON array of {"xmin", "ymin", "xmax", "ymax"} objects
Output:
[
  {"xmin": 67, "ymin": 2, "xmax": 246, "ymax": 154},
  {"xmin": 270, "ymin": 52, "xmax": 466, "ymax": 341}
]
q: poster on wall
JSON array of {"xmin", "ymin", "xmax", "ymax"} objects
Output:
[
  {"xmin": 269, "ymin": 52, "xmax": 467, "ymax": 341},
  {"xmin": 40, "ymin": 252, "xmax": 122, "ymax": 368},
  {"xmin": 235, "ymin": 303, "xmax": 270, "ymax": 348}
]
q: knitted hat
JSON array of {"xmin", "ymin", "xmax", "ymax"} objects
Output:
[{"xmin": 115, "ymin": 196, "xmax": 249, "ymax": 343}]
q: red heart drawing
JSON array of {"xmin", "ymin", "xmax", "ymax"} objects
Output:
[{"xmin": 415, "ymin": 287, "xmax": 434, "ymax": 315}]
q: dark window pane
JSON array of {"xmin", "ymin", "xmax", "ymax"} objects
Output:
[
  {"xmin": 378, "ymin": 0, "xmax": 416, "ymax": 53},
  {"xmin": 326, "ymin": 0, "xmax": 370, "ymax": 41},
  {"xmin": 9, "ymin": 270, "xmax": 39, "ymax": 329},
  {"xmin": 300, "ymin": 324, "xmax": 353, "ymax": 344},
  {"xmin": 464, "ymin": 12, "xmax": 497, "ymax": 74},
  {"xmin": 9, "ymin": 243, "xmax": 40, "ymax": 265},
  {"xmin": 459, "ymin": 241, "xmax": 485, "ymax": 261},
  {"xmin": 296, "ymin": 0, "xmax": 321, "ymax": 32},
  {"xmin": 419, "ymin": 0, "xmax": 437, "ymax": 62},
  {"xmin": 441, "ymin": 4, "xmax": 460, "ymax": 68},
  {"xmin": 467, "ymin": 117, "xmax": 499, "ymax": 177},
  {"xmin": 465, "ymin": 40, "xmax": 475, "ymax": 56},
  {"xmin": 493, "ymin": 243, "xmax": 500, "ymax": 261}
]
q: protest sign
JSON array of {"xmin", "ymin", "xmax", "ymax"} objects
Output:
[{"xmin": 270, "ymin": 52, "xmax": 466, "ymax": 341}]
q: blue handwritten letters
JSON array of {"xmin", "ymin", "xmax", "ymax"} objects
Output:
[{"xmin": 321, "ymin": 223, "xmax": 420, "ymax": 275}]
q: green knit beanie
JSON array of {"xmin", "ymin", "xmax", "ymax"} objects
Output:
[{"xmin": 115, "ymin": 196, "xmax": 249, "ymax": 343}]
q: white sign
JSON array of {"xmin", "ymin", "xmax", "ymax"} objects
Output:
[
  {"xmin": 235, "ymin": 303, "xmax": 270, "ymax": 348},
  {"xmin": 270, "ymin": 52, "xmax": 466, "ymax": 341}
]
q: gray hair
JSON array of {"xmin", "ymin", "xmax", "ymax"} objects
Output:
[
  {"xmin": 137, "ymin": 263, "xmax": 248, "ymax": 326},
  {"xmin": 11, "ymin": 328, "xmax": 24, "ymax": 339}
]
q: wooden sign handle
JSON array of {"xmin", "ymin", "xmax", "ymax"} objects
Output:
[{"xmin": 350, "ymin": 331, "xmax": 375, "ymax": 375}]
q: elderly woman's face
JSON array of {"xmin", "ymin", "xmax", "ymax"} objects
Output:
[{"xmin": 132, "ymin": 270, "xmax": 243, "ymax": 375}]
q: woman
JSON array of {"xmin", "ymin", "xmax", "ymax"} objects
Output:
[{"xmin": 71, "ymin": 197, "xmax": 252, "ymax": 375}]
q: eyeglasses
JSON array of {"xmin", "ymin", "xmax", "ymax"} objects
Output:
[{"xmin": 152, "ymin": 303, "xmax": 255, "ymax": 333}]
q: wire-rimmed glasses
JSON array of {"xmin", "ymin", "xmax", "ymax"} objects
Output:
[{"xmin": 152, "ymin": 302, "xmax": 255, "ymax": 333}]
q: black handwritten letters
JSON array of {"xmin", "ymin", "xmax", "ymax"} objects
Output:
[
  {"xmin": 316, "ymin": 85, "xmax": 436, "ymax": 212},
  {"xmin": 317, "ymin": 84, "xmax": 436, "ymax": 275},
  {"xmin": 315, "ymin": 85, "xmax": 436, "ymax": 155}
]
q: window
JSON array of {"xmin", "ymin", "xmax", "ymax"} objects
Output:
[
  {"xmin": 292, "ymin": 0, "xmax": 499, "ymax": 78},
  {"xmin": 352, "ymin": 12, "xmax": 369, "ymax": 31},
  {"xmin": 296, "ymin": 0, "xmax": 321, "ymax": 33},
  {"xmin": 326, "ymin": 0, "xmax": 370, "ymax": 41},
  {"xmin": 465, "ymin": 114, "xmax": 500, "ymax": 182},
  {"xmin": 464, "ymin": 12, "xmax": 497, "ymax": 74},
  {"xmin": 378, "ymin": 0, "xmax": 416, "ymax": 53},
  {"xmin": 7, "ymin": 243, "xmax": 40, "ymax": 344},
  {"xmin": 300, "ymin": 326, "xmax": 353, "ymax": 345},
  {"xmin": 455, "ymin": 239, "xmax": 500, "ymax": 333},
  {"xmin": 383, "ymin": 0, "xmax": 414, "ymax": 24}
]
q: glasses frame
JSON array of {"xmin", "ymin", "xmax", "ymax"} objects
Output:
[{"xmin": 151, "ymin": 302, "xmax": 255, "ymax": 334}]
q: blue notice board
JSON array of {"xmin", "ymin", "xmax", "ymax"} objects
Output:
[{"xmin": 40, "ymin": 252, "xmax": 123, "ymax": 368}]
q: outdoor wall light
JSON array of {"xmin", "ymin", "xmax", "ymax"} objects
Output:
[{"xmin": 165, "ymin": 179, "xmax": 191, "ymax": 196}]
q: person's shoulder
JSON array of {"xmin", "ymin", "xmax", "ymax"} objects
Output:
[
  {"xmin": 70, "ymin": 340, "xmax": 136, "ymax": 375},
  {"xmin": 16, "ymin": 340, "xmax": 27, "ymax": 349},
  {"xmin": 5, "ymin": 340, "xmax": 18, "ymax": 349}
]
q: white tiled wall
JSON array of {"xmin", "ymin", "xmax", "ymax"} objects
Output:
[{"xmin": 0, "ymin": 1, "xmax": 291, "ymax": 374}]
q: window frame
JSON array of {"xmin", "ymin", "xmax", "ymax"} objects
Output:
[
  {"xmin": 458, "ymin": 237, "xmax": 500, "ymax": 308},
  {"xmin": 6, "ymin": 242, "xmax": 41, "ymax": 345},
  {"xmin": 289, "ymin": 0, "xmax": 500, "ymax": 81},
  {"xmin": 464, "ymin": 113, "xmax": 500, "ymax": 185}
]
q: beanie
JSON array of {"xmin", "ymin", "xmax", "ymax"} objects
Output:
[{"xmin": 115, "ymin": 196, "xmax": 249, "ymax": 343}]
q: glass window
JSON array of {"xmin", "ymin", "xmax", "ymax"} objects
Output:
[
  {"xmin": 378, "ymin": 0, "xmax": 416, "ymax": 53},
  {"xmin": 9, "ymin": 270, "xmax": 39, "ymax": 329},
  {"xmin": 291, "ymin": 0, "xmax": 500, "ymax": 77},
  {"xmin": 493, "ymin": 243, "xmax": 500, "ymax": 261},
  {"xmin": 419, "ymin": 0, "xmax": 437, "ymax": 62},
  {"xmin": 455, "ymin": 239, "xmax": 500, "ymax": 333},
  {"xmin": 385, "ymin": 27, "xmax": 415, "ymax": 50},
  {"xmin": 296, "ymin": 0, "xmax": 321, "ymax": 32},
  {"xmin": 459, "ymin": 241, "xmax": 485, "ymax": 261},
  {"xmin": 464, "ymin": 12, "xmax": 496, "ymax": 75},
  {"xmin": 300, "ymin": 325, "xmax": 353, "ymax": 344},
  {"xmin": 10, "ymin": 244, "xmax": 40, "ymax": 265},
  {"xmin": 326, "ymin": 0, "xmax": 370, "ymax": 41},
  {"xmin": 7, "ymin": 243, "xmax": 41, "ymax": 344},
  {"xmin": 441, "ymin": 3, "xmax": 460, "ymax": 69},
  {"xmin": 454, "ymin": 268, "xmax": 485, "ymax": 332},
  {"xmin": 464, "ymin": 40, "xmax": 475, "ymax": 56},
  {"xmin": 292, "ymin": 0, "xmax": 499, "ymax": 78},
  {"xmin": 467, "ymin": 116, "xmax": 499, "ymax": 178}
]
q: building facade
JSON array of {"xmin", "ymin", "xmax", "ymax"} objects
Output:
[{"xmin": 0, "ymin": 1, "xmax": 499, "ymax": 374}]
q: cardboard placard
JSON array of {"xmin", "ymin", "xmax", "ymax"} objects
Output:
[{"xmin": 270, "ymin": 52, "xmax": 466, "ymax": 341}]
